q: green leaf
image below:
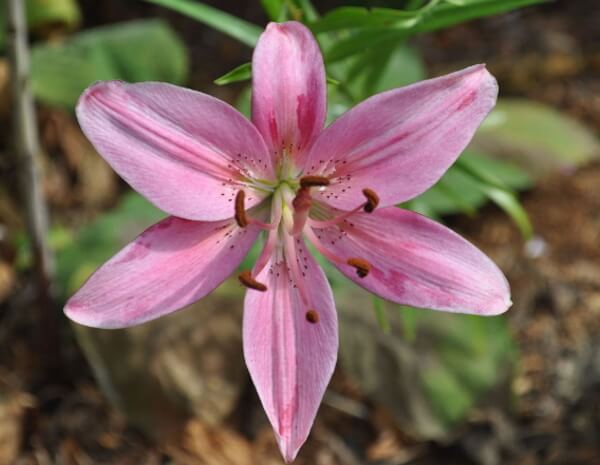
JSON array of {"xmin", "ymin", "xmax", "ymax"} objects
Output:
[
  {"xmin": 399, "ymin": 305, "xmax": 418, "ymax": 342},
  {"xmin": 214, "ymin": 62, "xmax": 252, "ymax": 86},
  {"xmin": 0, "ymin": 0, "xmax": 81, "ymax": 49},
  {"xmin": 457, "ymin": 150, "xmax": 532, "ymax": 190},
  {"xmin": 472, "ymin": 98, "xmax": 600, "ymax": 178},
  {"xmin": 26, "ymin": 0, "xmax": 81, "ymax": 29},
  {"xmin": 404, "ymin": 185, "xmax": 454, "ymax": 218},
  {"xmin": 145, "ymin": 0, "xmax": 261, "ymax": 47},
  {"xmin": 421, "ymin": 314, "xmax": 516, "ymax": 428},
  {"xmin": 338, "ymin": 291, "xmax": 517, "ymax": 439},
  {"xmin": 373, "ymin": 297, "xmax": 390, "ymax": 333},
  {"xmin": 235, "ymin": 85, "xmax": 252, "ymax": 118},
  {"xmin": 345, "ymin": 43, "xmax": 425, "ymax": 101},
  {"xmin": 56, "ymin": 193, "xmax": 164, "ymax": 297},
  {"xmin": 295, "ymin": 0, "xmax": 320, "ymax": 22},
  {"xmin": 261, "ymin": 0, "xmax": 286, "ymax": 21},
  {"xmin": 421, "ymin": 363, "xmax": 473, "ymax": 425},
  {"xmin": 416, "ymin": 0, "xmax": 548, "ymax": 33},
  {"xmin": 406, "ymin": 0, "xmax": 428, "ymax": 10},
  {"xmin": 313, "ymin": 1, "xmax": 546, "ymax": 34},
  {"xmin": 324, "ymin": 28, "xmax": 407, "ymax": 63},
  {"xmin": 216, "ymin": 62, "xmax": 339, "ymax": 87},
  {"xmin": 312, "ymin": 7, "xmax": 418, "ymax": 33},
  {"xmin": 30, "ymin": 19, "xmax": 188, "ymax": 108},
  {"xmin": 406, "ymin": 165, "xmax": 486, "ymax": 217},
  {"xmin": 405, "ymin": 145, "xmax": 532, "ymax": 231},
  {"xmin": 436, "ymin": 168, "xmax": 485, "ymax": 215},
  {"xmin": 477, "ymin": 184, "xmax": 533, "ymax": 239},
  {"xmin": 314, "ymin": 0, "xmax": 547, "ymax": 64}
]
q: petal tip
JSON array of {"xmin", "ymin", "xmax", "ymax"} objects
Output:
[
  {"xmin": 64, "ymin": 297, "xmax": 121, "ymax": 329},
  {"xmin": 276, "ymin": 434, "xmax": 302, "ymax": 463},
  {"xmin": 264, "ymin": 20, "xmax": 294, "ymax": 36},
  {"xmin": 63, "ymin": 298, "xmax": 93, "ymax": 327},
  {"xmin": 471, "ymin": 63, "xmax": 499, "ymax": 98},
  {"xmin": 76, "ymin": 80, "xmax": 126, "ymax": 119},
  {"xmin": 485, "ymin": 288, "xmax": 512, "ymax": 316},
  {"xmin": 480, "ymin": 266, "xmax": 512, "ymax": 316},
  {"xmin": 78, "ymin": 80, "xmax": 120, "ymax": 102},
  {"xmin": 458, "ymin": 63, "xmax": 498, "ymax": 91}
]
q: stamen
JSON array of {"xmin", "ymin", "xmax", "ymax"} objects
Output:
[
  {"xmin": 305, "ymin": 310, "xmax": 319, "ymax": 324},
  {"xmin": 238, "ymin": 270, "xmax": 267, "ymax": 291},
  {"xmin": 304, "ymin": 227, "xmax": 346, "ymax": 265},
  {"xmin": 283, "ymin": 233, "xmax": 310, "ymax": 305},
  {"xmin": 234, "ymin": 190, "xmax": 249, "ymax": 227},
  {"xmin": 234, "ymin": 190, "xmax": 276, "ymax": 231},
  {"xmin": 347, "ymin": 257, "xmax": 372, "ymax": 278},
  {"xmin": 300, "ymin": 175, "xmax": 330, "ymax": 188},
  {"xmin": 362, "ymin": 188, "xmax": 379, "ymax": 213}
]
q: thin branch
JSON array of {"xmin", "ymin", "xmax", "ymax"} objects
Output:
[{"xmin": 6, "ymin": 0, "xmax": 60, "ymax": 375}]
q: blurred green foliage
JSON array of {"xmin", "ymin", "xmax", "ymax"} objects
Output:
[
  {"xmin": 475, "ymin": 99, "xmax": 600, "ymax": 172},
  {"xmin": 55, "ymin": 193, "xmax": 164, "ymax": 297},
  {"xmin": 0, "ymin": 0, "xmax": 81, "ymax": 48},
  {"xmin": 147, "ymin": 0, "xmax": 262, "ymax": 46},
  {"xmin": 31, "ymin": 19, "xmax": 188, "ymax": 108},
  {"xmin": 418, "ymin": 311, "xmax": 516, "ymax": 429},
  {"xmin": 338, "ymin": 294, "xmax": 516, "ymax": 438}
]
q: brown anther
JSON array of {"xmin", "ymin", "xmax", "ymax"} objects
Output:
[
  {"xmin": 292, "ymin": 187, "xmax": 312, "ymax": 211},
  {"xmin": 305, "ymin": 309, "xmax": 320, "ymax": 324},
  {"xmin": 238, "ymin": 270, "xmax": 267, "ymax": 291},
  {"xmin": 300, "ymin": 175, "xmax": 330, "ymax": 188},
  {"xmin": 362, "ymin": 188, "xmax": 379, "ymax": 213},
  {"xmin": 347, "ymin": 257, "xmax": 372, "ymax": 278},
  {"xmin": 234, "ymin": 190, "xmax": 249, "ymax": 227}
]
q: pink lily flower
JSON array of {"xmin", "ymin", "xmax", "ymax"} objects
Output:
[{"xmin": 65, "ymin": 21, "xmax": 510, "ymax": 462}]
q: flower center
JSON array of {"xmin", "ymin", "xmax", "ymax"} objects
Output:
[{"xmin": 236, "ymin": 177, "xmax": 378, "ymax": 294}]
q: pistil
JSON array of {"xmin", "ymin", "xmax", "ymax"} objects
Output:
[{"xmin": 290, "ymin": 187, "xmax": 312, "ymax": 236}]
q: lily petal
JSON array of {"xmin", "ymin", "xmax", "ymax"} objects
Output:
[
  {"xmin": 308, "ymin": 207, "xmax": 510, "ymax": 315},
  {"xmin": 65, "ymin": 217, "xmax": 261, "ymax": 328},
  {"xmin": 304, "ymin": 65, "xmax": 498, "ymax": 210},
  {"xmin": 252, "ymin": 21, "xmax": 327, "ymax": 165},
  {"xmin": 243, "ymin": 239, "xmax": 338, "ymax": 462},
  {"xmin": 77, "ymin": 81, "xmax": 274, "ymax": 221}
]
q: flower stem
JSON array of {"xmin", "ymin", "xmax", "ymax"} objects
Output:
[{"xmin": 6, "ymin": 0, "xmax": 60, "ymax": 377}]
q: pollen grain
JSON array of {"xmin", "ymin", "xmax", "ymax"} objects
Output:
[
  {"xmin": 347, "ymin": 257, "xmax": 372, "ymax": 278},
  {"xmin": 300, "ymin": 175, "xmax": 330, "ymax": 188},
  {"xmin": 362, "ymin": 188, "xmax": 379, "ymax": 213},
  {"xmin": 234, "ymin": 190, "xmax": 249, "ymax": 227},
  {"xmin": 238, "ymin": 270, "xmax": 267, "ymax": 291},
  {"xmin": 305, "ymin": 309, "xmax": 320, "ymax": 323}
]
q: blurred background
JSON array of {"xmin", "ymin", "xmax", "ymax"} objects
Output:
[{"xmin": 0, "ymin": 0, "xmax": 599, "ymax": 464}]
